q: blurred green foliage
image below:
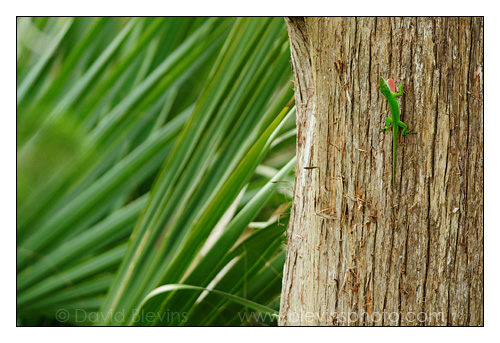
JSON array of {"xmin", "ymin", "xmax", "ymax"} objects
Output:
[{"xmin": 17, "ymin": 17, "xmax": 296, "ymax": 326}]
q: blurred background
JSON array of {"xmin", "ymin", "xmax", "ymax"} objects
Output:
[{"xmin": 17, "ymin": 17, "xmax": 297, "ymax": 326}]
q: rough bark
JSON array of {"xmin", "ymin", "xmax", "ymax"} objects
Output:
[{"xmin": 279, "ymin": 17, "xmax": 483, "ymax": 326}]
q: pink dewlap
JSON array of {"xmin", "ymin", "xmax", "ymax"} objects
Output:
[{"xmin": 387, "ymin": 78, "xmax": 396, "ymax": 93}]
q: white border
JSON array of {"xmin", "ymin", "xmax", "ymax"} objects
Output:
[{"xmin": 3, "ymin": 3, "xmax": 496, "ymax": 341}]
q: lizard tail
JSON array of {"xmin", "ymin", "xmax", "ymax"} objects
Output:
[{"xmin": 393, "ymin": 128, "xmax": 397, "ymax": 185}]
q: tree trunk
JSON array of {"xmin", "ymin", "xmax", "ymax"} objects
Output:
[{"xmin": 279, "ymin": 17, "xmax": 483, "ymax": 326}]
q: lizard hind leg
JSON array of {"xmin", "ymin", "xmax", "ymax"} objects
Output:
[
  {"xmin": 383, "ymin": 117, "xmax": 393, "ymax": 130},
  {"xmin": 398, "ymin": 120, "xmax": 415, "ymax": 135}
]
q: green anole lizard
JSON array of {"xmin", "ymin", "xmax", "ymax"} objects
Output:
[{"xmin": 379, "ymin": 77, "xmax": 414, "ymax": 184}]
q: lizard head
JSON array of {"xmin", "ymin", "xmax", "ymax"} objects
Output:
[{"xmin": 378, "ymin": 77, "xmax": 392, "ymax": 97}]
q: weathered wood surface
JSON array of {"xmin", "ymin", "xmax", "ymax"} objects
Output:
[{"xmin": 279, "ymin": 17, "xmax": 483, "ymax": 326}]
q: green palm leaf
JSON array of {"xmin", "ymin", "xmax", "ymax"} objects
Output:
[{"xmin": 17, "ymin": 17, "xmax": 296, "ymax": 326}]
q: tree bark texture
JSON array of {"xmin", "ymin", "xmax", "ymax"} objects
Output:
[{"xmin": 279, "ymin": 17, "xmax": 483, "ymax": 326}]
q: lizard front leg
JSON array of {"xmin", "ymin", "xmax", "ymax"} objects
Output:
[{"xmin": 395, "ymin": 83, "xmax": 403, "ymax": 97}]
